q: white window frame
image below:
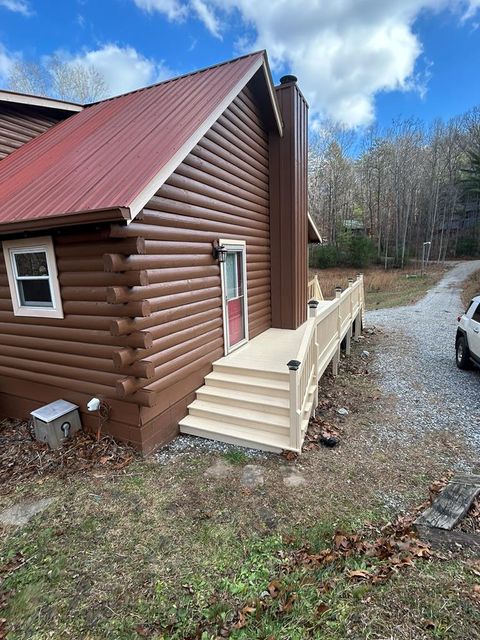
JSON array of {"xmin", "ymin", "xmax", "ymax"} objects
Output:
[{"xmin": 2, "ymin": 236, "xmax": 64, "ymax": 319}]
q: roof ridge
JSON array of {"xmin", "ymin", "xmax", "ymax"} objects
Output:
[{"xmin": 87, "ymin": 50, "xmax": 266, "ymax": 107}]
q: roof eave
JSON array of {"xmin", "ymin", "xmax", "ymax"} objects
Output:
[
  {"xmin": 260, "ymin": 53, "xmax": 284, "ymax": 137},
  {"xmin": 308, "ymin": 213, "xmax": 322, "ymax": 243},
  {"xmin": 0, "ymin": 90, "xmax": 83, "ymax": 113},
  {"xmin": 0, "ymin": 207, "xmax": 129, "ymax": 236}
]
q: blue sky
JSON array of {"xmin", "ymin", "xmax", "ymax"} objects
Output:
[{"xmin": 0, "ymin": 0, "xmax": 479, "ymax": 131}]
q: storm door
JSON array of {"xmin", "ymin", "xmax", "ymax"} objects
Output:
[{"xmin": 220, "ymin": 240, "xmax": 248, "ymax": 354}]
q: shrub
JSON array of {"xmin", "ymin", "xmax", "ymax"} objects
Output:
[
  {"xmin": 456, "ymin": 235, "xmax": 480, "ymax": 257},
  {"xmin": 309, "ymin": 234, "xmax": 376, "ymax": 269},
  {"xmin": 348, "ymin": 235, "xmax": 376, "ymax": 268},
  {"xmin": 309, "ymin": 244, "xmax": 338, "ymax": 268}
]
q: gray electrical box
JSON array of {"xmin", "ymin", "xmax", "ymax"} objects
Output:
[{"xmin": 31, "ymin": 400, "xmax": 81, "ymax": 449}]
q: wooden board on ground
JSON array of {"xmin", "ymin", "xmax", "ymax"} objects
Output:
[
  {"xmin": 415, "ymin": 474, "xmax": 480, "ymax": 530},
  {"xmin": 415, "ymin": 525, "xmax": 480, "ymax": 553}
]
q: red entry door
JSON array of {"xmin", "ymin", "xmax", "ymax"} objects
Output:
[{"xmin": 223, "ymin": 246, "xmax": 247, "ymax": 352}]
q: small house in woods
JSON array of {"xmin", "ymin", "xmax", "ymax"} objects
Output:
[{"xmin": 0, "ymin": 51, "xmax": 363, "ymax": 454}]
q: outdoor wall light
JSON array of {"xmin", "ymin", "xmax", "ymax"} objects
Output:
[{"xmin": 212, "ymin": 241, "xmax": 227, "ymax": 263}]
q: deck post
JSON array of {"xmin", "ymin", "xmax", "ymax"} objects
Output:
[
  {"xmin": 354, "ymin": 313, "xmax": 362, "ymax": 338},
  {"xmin": 348, "ymin": 277, "xmax": 354, "ymax": 324},
  {"xmin": 308, "ymin": 299, "xmax": 319, "ymax": 318},
  {"xmin": 312, "ymin": 334, "xmax": 319, "ymax": 416},
  {"xmin": 333, "ymin": 287, "xmax": 342, "ymax": 377},
  {"xmin": 332, "ymin": 348, "xmax": 340, "ymax": 376},
  {"xmin": 287, "ymin": 359, "xmax": 301, "ymax": 451},
  {"xmin": 335, "ymin": 285, "xmax": 342, "ymax": 339},
  {"xmin": 345, "ymin": 327, "xmax": 352, "ymax": 356},
  {"xmin": 357, "ymin": 273, "xmax": 365, "ymax": 326}
]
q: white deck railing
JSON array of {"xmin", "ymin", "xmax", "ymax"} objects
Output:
[{"xmin": 287, "ymin": 274, "xmax": 365, "ymax": 451}]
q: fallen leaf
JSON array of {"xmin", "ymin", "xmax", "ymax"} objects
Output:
[
  {"xmin": 181, "ymin": 584, "xmax": 194, "ymax": 595},
  {"xmin": 134, "ymin": 625, "xmax": 150, "ymax": 637},
  {"xmin": 279, "ymin": 592, "xmax": 297, "ymax": 613},
  {"xmin": 346, "ymin": 569, "xmax": 371, "ymax": 580},
  {"xmin": 267, "ymin": 580, "xmax": 281, "ymax": 598}
]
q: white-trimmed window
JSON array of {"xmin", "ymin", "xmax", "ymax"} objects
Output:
[{"xmin": 2, "ymin": 236, "xmax": 63, "ymax": 318}]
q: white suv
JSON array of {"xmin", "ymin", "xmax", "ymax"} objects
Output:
[{"xmin": 456, "ymin": 295, "xmax": 480, "ymax": 369}]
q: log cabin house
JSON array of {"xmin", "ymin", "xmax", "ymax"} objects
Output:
[{"xmin": 0, "ymin": 51, "xmax": 363, "ymax": 454}]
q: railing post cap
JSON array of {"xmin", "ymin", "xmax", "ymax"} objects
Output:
[
  {"xmin": 287, "ymin": 359, "xmax": 301, "ymax": 371},
  {"xmin": 308, "ymin": 299, "xmax": 319, "ymax": 308}
]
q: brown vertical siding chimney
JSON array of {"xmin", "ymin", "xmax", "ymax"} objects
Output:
[{"xmin": 269, "ymin": 74, "xmax": 308, "ymax": 330}]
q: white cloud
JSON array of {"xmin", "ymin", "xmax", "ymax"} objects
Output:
[
  {"xmin": 68, "ymin": 44, "xmax": 173, "ymax": 97},
  {"xmin": 190, "ymin": 0, "xmax": 221, "ymax": 38},
  {"xmin": 0, "ymin": 0, "xmax": 32, "ymax": 16},
  {"xmin": 0, "ymin": 43, "xmax": 16, "ymax": 85},
  {"xmin": 132, "ymin": 0, "xmax": 480, "ymax": 128},
  {"xmin": 463, "ymin": 0, "xmax": 480, "ymax": 19},
  {"xmin": 205, "ymin": 0, "xmax": 445, "ymax": 128},
  {"xmin": 134, "ymin": 0, "xmax": 221, "ymax": 36},
  {"xmin": 133, "ymin": 0, "xmax": 187, "ymax": 21}
]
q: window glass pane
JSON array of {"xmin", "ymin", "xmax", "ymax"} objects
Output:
[
  {"xmin": 14, "ymin": 251, "xmax": 49, "ymax": 277},
  {"xmin": 472, "ymin": 304, "xmax": 480, "ymax": 323},
  {"xmin": 18, "ymin": 279, "xmax": 53, "ymax": 307},
  {"xmin": 225, "ymin": 252, "xmax": 239, "ymax": 299},
  {"xmin": 235, "ymin": 253, "xmax": 244, "ymax": 297}
]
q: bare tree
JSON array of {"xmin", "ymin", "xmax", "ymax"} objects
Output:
[
  {"xmin": 7, "ymin": 56, "xmax": 107, "ymax": 103},
  {"xmin": 309, "ymin": 105, "xmax": 480, "ymax": 266},
  {"xmin": 8, "ymin": 60, "xmax": 49, "ymax": 97}
]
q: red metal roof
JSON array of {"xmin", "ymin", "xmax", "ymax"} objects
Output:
[{"xmin": 0, "ymin": 51, "xmax": 270, "ymax": 230}]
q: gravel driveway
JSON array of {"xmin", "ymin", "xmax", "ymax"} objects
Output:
[{"xmin": 367, "ymin": 261, "xmax": 480, "ymax": 463}]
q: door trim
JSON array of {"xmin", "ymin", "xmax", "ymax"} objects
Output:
[{"xmin": 219, "ymin": 238, "xmax": 249, "ymax": 355}]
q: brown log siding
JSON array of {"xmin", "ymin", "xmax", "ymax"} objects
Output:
[
  {"xmin": 0, "ymin": 104, "xmax": 66, "ymax": 160},
  {"xmin": 0, "ymin": 85, "xmax": 272, "ymax": 454},
  {"xmin": 105, "ymin": 87, "xmax": 271, "ymax": 452},
  {"xmin": 0, "ymin": 230, "xmax": 153, "ymax": 448}
]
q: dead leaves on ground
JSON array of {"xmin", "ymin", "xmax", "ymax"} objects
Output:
[
  {"xmin": 0, "ymin": 418, "xmax": 136, "ymax": 490},
  {"xmin": 303, "ymin": 418, "xmax": 342, "ymax": 451},
  {"xmin": 290, "ymin": 517, "xmax": 433, "ymax": 587},
  {"xmin": 0, "ymin": 552, "xmax": 27, "ymax": 639},
  {"xmin": 215, "ymin": 517, "xmax": 435, "ymax": 639},
  {"xmin": 460, "ymin": 495, "xmax": 480, "ymax": 534}
]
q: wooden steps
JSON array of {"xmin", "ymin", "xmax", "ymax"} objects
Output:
[
  {"xmin": 205, "ymin": 370, "xmax": 289, "ymax": 397},
  {"xmin": 179, "ymin": 415, "xmax": 290, "ymax": 452},
  {"xmin": 178, "ymin": 281, "xmax": 365, "ymax": 455},
  {"xmin": 179, "ymin": 361, "xmax": 295, "ymax": 451},
  {"xmin": 196, "ymin": 385, "xmax": 289, "ymax": 415}
]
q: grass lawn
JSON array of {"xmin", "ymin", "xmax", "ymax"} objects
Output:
[
  {"xmin": 461, "ymin": 268, "xmax": 480, "ymax": 308},
  {"xmin": 1, "ymin": 334, "xmax": 479, "ymax": 639},
  {"xmin": 310, "ymin": 265, "xmax": 450, "ymax": 310}
]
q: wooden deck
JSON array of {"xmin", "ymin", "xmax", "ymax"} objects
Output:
[{"xmin": 179, "ymin": 277, "xmax": 365, "ymax": 453}]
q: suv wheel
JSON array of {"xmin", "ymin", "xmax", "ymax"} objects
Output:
[{"xmin": 456, "ymin": 335, "xmax": 472, "ymax": 370}]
